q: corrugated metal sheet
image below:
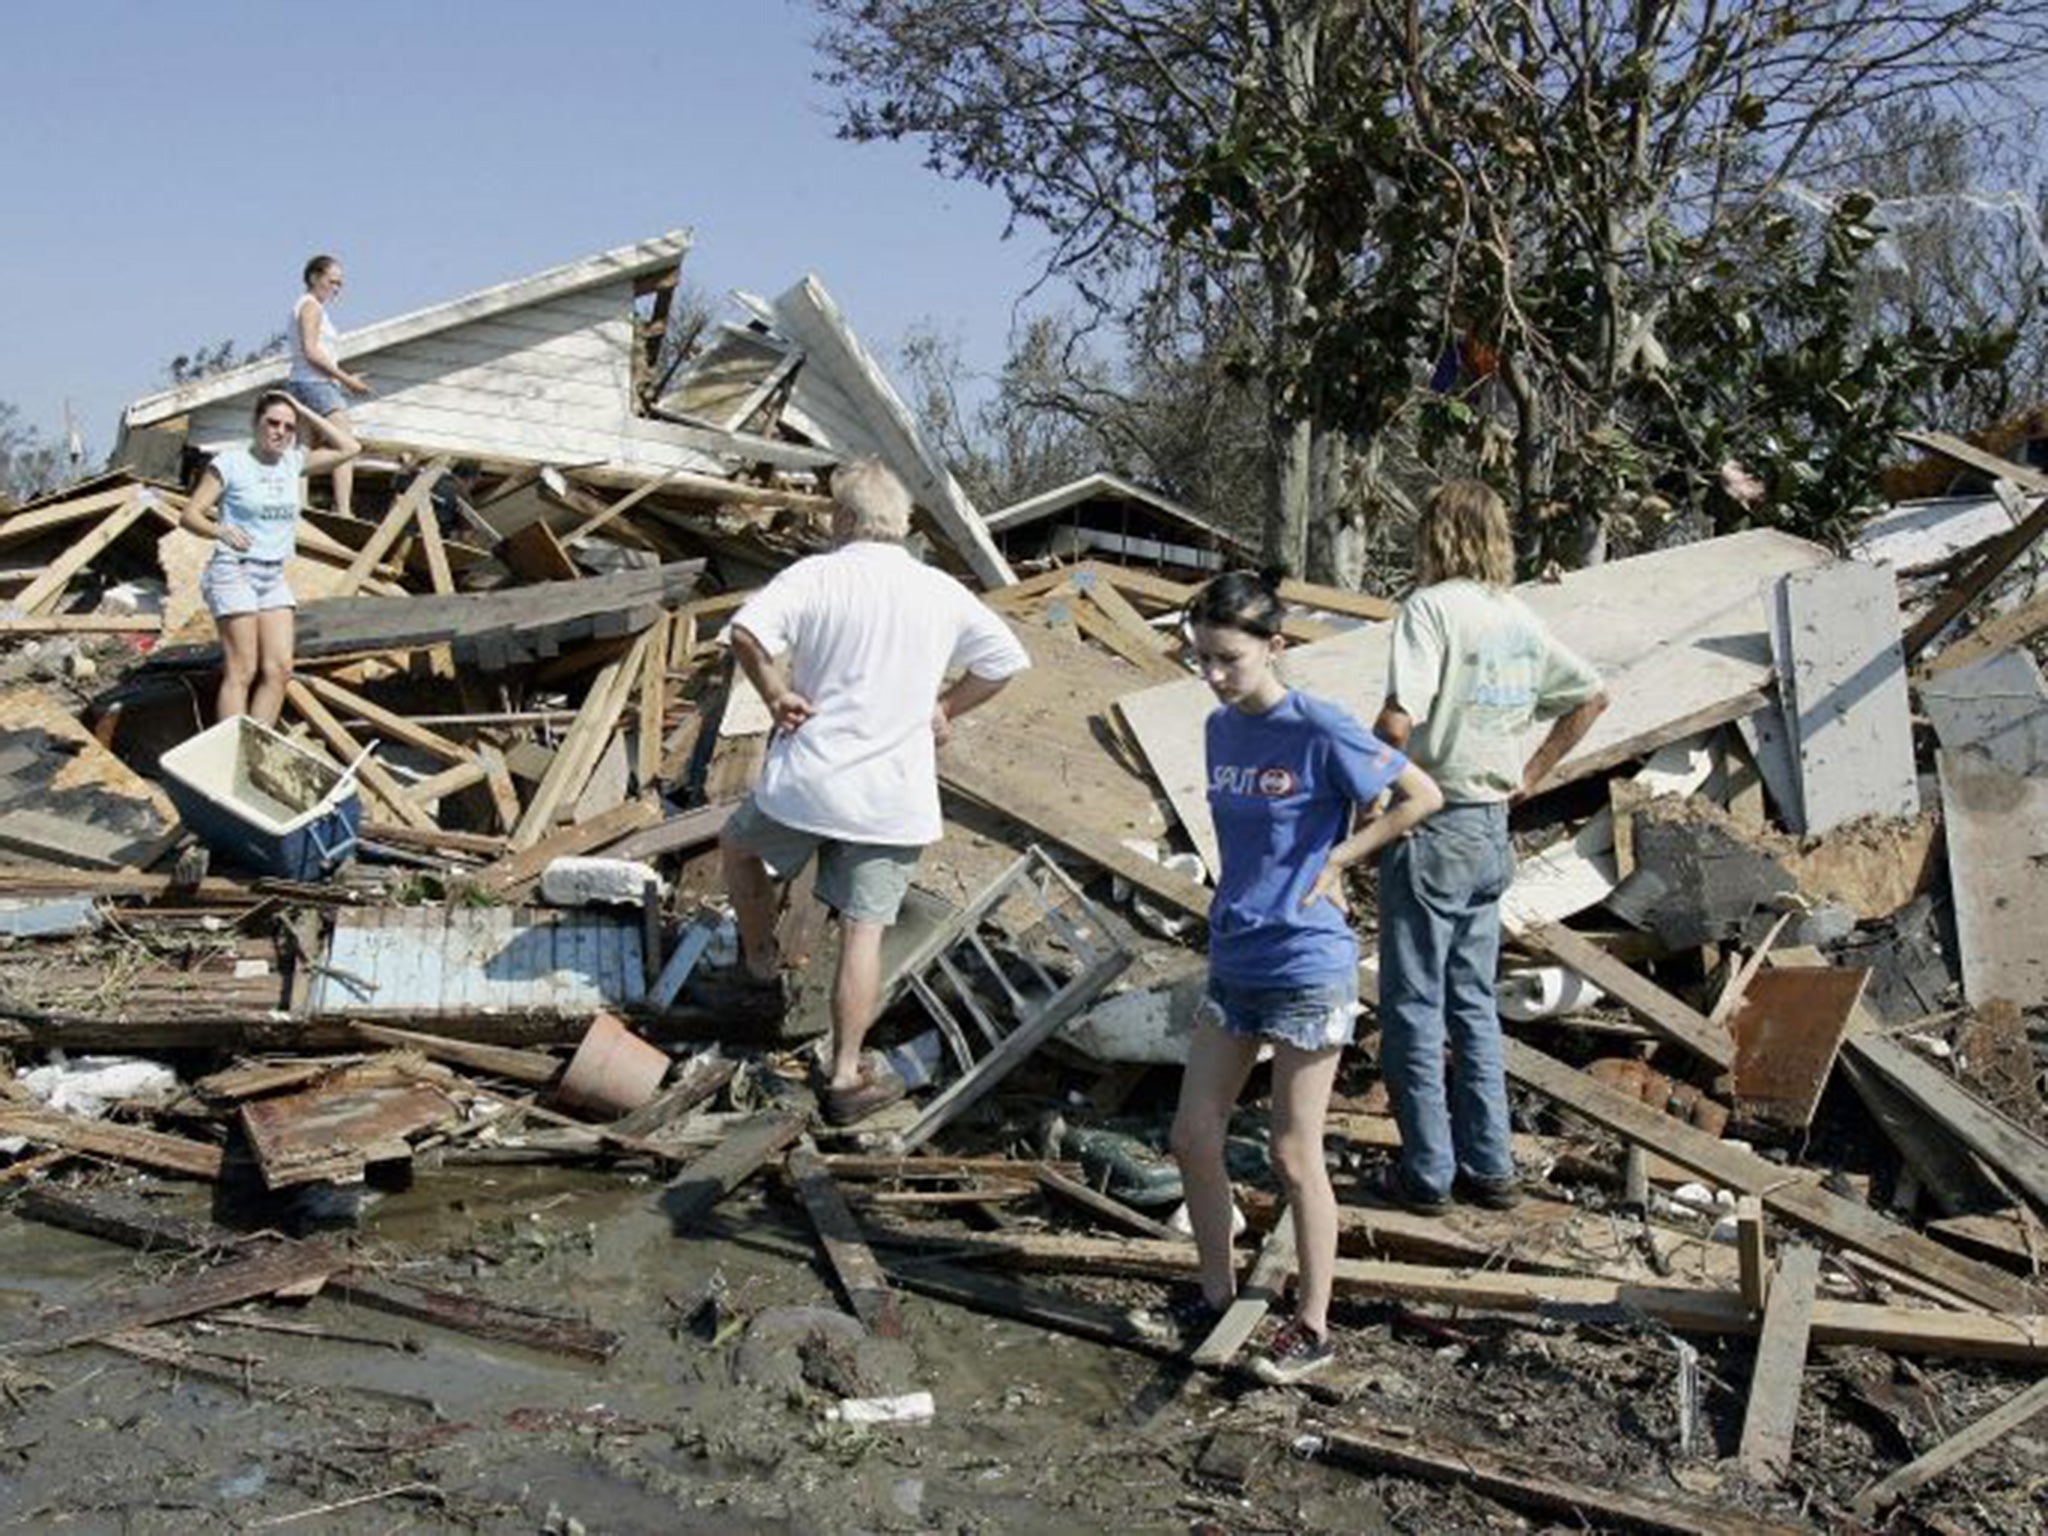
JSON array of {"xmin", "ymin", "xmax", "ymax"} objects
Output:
[{"xmin": 309, "ymin": 906, "xmax": 645, "ymax": 1018}]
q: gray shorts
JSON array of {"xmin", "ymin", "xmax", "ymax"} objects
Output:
[
  {"xmin": 723, "ymin": 797, "xmax": 921, "ymax": 925},
  {"xmin": 203, "ymin": 552, "xmax": 295, "ymax": 617}
]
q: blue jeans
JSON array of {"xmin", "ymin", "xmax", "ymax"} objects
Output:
[{"xmin": 1376, "ymin": 803, "xmax": 1516, "ymax": 1198}]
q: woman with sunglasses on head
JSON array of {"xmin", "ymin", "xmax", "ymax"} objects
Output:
[
  {"xmin": 287, "ymin": 254, "xmax": 370, "ymax": 519},
  {"xmin": 179, "ymin": 390, "xmax": 360, "ymax": 725}
]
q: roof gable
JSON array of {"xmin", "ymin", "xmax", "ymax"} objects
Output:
[{"xmin": 124, "ymin": 230, "xmax": 692, "ymax": 429}]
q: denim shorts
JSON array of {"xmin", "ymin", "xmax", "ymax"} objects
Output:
[
  {"xmin": 1199, "ymin": 972, "xmax": 1360, "ymax": 1053},
  {"xmin": 723, "ymin": 796, "xmax": 921, "ymax": 925},
  {"xmin": 286, "ymin": 376, "xmax": 350, "ymax": 416},
  {"xmin": 202, "ymin": 552, "xmax": 295, "ymax": 617}
]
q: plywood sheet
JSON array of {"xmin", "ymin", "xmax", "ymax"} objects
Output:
[
  {"xmin": 1120, "ymin": 529, "xmax": 1830, "ymax": 873},
  {"xmin": 1777, "ymin": 561, "xmax": 1918, "ymax": 834},
  {"xmin": 1938, "ymin": 750, "xmax": 2048, "ymax": 1008}
]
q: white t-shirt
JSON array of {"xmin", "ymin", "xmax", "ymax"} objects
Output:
[{"xmin": 732, "ymin": 541, "xmax": 1030, "ymax": 845}]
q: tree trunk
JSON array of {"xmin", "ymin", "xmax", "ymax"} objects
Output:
[{"xmin": 1267, "ymin": 411, "xmax": 1312, "ymax": 576}]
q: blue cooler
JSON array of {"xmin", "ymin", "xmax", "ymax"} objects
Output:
[{"xmin": 158, "ymin": 716, "xmax": 362, "ymax": 881}]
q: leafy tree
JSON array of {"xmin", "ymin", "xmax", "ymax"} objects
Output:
[
  {"xmin": 165, "ymin": 332, "xmax": 287, "ymax": 386},
  {"xmin": 0, "ymin": 401, "xmax": 68, "ymax": 507},
  {"xmin": 818, "ymin": 0, "xmax": 2048, "ymax": 576}
]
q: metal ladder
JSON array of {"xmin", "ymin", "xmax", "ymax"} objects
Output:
[{"xmin": 889, "ymin": 845, "xmax": 1131, "ymax": 1152}]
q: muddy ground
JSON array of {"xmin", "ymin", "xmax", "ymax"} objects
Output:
[{"xmin": 1, "ymin": 1157, "xmax": 2044, "ymax": 1534}]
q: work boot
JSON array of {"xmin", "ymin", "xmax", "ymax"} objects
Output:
[
  {"xmin": 1454, "ymin": 1171, "xmax": 1525, "ymax": 1211},
  {"xmin": 1360, "ymin": 1162, "xmax": 1449, "ymax": 1216}
]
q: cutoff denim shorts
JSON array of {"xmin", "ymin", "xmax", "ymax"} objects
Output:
[
  {"xmin": 286, "ymin": 376, "xmax": 350, "ymax": 416},
  {"xmin": 1199, "ymin": 972, "xmax": 1360, "ymax": 1053},
  {"xmin": 722, "ymin": 796, "xmax": 921, "ymax": 925},
  {"xmin": 202, "ymin": 552, "xmax": 295, "ymax": 617}
]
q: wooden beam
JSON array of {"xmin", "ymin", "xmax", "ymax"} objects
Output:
[
  {"xmin": 1036, "ymin": 1166, "xmax": 1186, "ymax": 1242},
  {"xmin": 1895, "ymin": 429, "xmax": 2048, "ymax": 495},
  {"xmin": 1737, "ymin": 1244, "xmax": 1821, "ymax": 1486},
  {"xmin": 788, "ymin": 1144, "xmax": 906, "ymax": 1338},
  {"xmin": 1522, "ymin": 923, "xmax": 1734, "ymax": 1071},
  {"xmin": 1903, "ymin": 488, "xmax": 2048, "ymax": 662},
  {"xmin": 1317, "ymin": 1422, "xmax": 1802, "ymax": 1536},
  {"xmin": 411, "ymin": 486, "xmax": 458, "ymax": 681},
  {"xmin": 0, "ymin": 1108, "xmax": 222, "ymax": 1180},
  {"xmin": 636, "ymin": 612, "xmax": 669, "ymax": 792},
  {"xmin": 1920, "ymin": 585, "xmax": 2048, "ymax": 678},
  {"xmin": 661, "ymin": 1109, "xmax": 805, "ymax": 1231},
  {"xmin": 901, "ymin": 1230, "xmax": 2048, "ymax": 1361},
  {"xmin": 349, "ymin": 1022, "xmax": 559, "ymax": 1086},
  {"xmin": 1501, "ymin": 1037, "xmax": 2035, "ymax": 1313},
  {"xmin": 1852, "ymin": 1372, "xmax": 2048, "ymax": 1518},
  {"xmin": 478, "ymin": 745, "xmax": 522, "ymax": 835},
  {"xmin": 1276, "ymin": 577, "xmax": 1398, "ymax": 623},
  {"xmin": 0, "ymin": 483, "xmax": 148, "ymax": 548},
  {"xmin": 472, "ymin": 796, "xmax": 659, "ymax": 899},
  {"xmin": 338, "ymin": 459, "xmax": 451, "ymax": 597},
  {"xmin": 294, "ymin": 681, "xmax": 470, "ymax": 762},
  {"xmin": 510, "ymin": 630, "xmax": 652, "ymax": 848},
  {"xmin": 399, "ymin": 757, "xmax": 489, "ymax": 806},
  {"xmin": 16, "ymin": 491, "xmax": 154, "ymax": 615},
  {"xmin": 283, "ymin": 678, "xmax": 437, "ymax": 831},
  {"xmin": 0, "ymin": 615, "xmax": 161, "ymax": 635}
]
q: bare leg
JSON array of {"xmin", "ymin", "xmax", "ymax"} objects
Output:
[
  {"xmin": 1168, "ymin": 1019, "xmax": 1262, "ymax": 1308},
  {"xmin": 1268, "ymin": 1042, "xmax": 1345, "ymax": 1335},
  {"xmin": 719, "ymin": 833, "xmax": 782, "ymax": 981},
  {"xmin": 250, "ymin": 608, "xmax": 296, "ymax": 726},
  {"xmin": 215, "ymin": 614, "xmax": 260, "ymax": 720},
  {"xmin": 829, "ymin": 917, "xmax": 887, "ymax": 1089},
  {"xmin": 327, "ymin": 408, "xmax": 355, "ymax": 519}
]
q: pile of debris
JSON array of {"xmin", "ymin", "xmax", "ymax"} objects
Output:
[{"xmin": 2, "ymin": 231, "xmax": 2046, "ymax": 1530}]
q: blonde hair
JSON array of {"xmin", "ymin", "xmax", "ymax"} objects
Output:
[
  {"xmin": 1416, "ymin": 478, "xmax": 1515, "ymax": 588},
  {"xmin": 831, "ymin": 457, "xmax": 912, "ymax": 541}
]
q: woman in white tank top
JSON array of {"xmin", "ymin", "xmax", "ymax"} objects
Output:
[{"xmin": 286, "ymin": 253, "xmax": 370, "ymax": 518}]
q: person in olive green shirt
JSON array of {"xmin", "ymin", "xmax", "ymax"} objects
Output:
[{"xmin": 1370, "ymin": 480, "xmax": 1608, "ymax": 1213}]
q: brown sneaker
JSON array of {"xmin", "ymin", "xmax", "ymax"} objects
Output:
[{"xmin": 820, "ymin": 1063, "xmax": 908, "ymax": 1127}]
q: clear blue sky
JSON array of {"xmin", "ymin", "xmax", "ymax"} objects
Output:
[{"xmin": 0, "ymin": 1, "xmax": 1049, "ymax": 457}]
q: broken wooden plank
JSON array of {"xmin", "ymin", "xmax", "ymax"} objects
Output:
[
  {"xmin": 1937, "ymin": 748, "xmax": 2048, "ymax": 1008},
  {"xmin": 1521, "ymin": 923, "xmax": 1733, "ymax": 1071},
  {"xmin": 1036, "ymin": 1166, "xmax": 1186, "ymax": 1243},
  {"xmin": 1502, "ymin": 1037, "xmax": 2036, "ymax": 1314},
  {"xmin": 1730, "ymin": 966, "xmax": 1869, "ymax": 1128},
  {"xmin": 297, "ymin": 673, "xmax": 472, "ymax": 765},
  {"xmin": 1845, "ymin": 1028, "xmax": 2048, "ymax": 1214},
  {"xmin": 472, "ymin": 798, "xmax": 660, "ymax": 899},
  {"xmin": 1852, "ymin": 1372, "xmax": 2048, "ymax": 1518},
  {"xmin": 0, "ymin": 1240, "xmax": 341, "ymax": 1356},
  {"xmin": 1316, "ymin": 1421, "xmax": 1803, "ymax": 1536},
  {"xmin": 1737, "ymin": 1244, "xmax": 1822, "ymax": 1486},
  {"xmin": 0, "ymin": 1108, "xmax": 223, "ymax": 1180},
  {"xmin": 14, "ymin": 1184, "xmax": 620, "ymax": 1360},
  {"xmin": 1735, "ymin": 1197, "xmax": 1769, "ymax": 1311},
  {"xmin": 609, "ymin": 1048, "xmax": 736, "ymax": 1138},
  {"xmin": 661, "ymin": 1108, "xmax": 805, "ymax": 1230},
  {"xmin": 1191, "ymin": 1207, "xmax": 1293, "ymax": 1368},
  {"xmin": 788, "ymin": 1144, "xmax": 905, "ymax": 1338},
  {"xmin": 635, "ymin": 612, "xmax": 669, "ymax": 792},
  {"xmin": 348, "ymin": 1022, "xmax": 559, "ymax": 1086}
]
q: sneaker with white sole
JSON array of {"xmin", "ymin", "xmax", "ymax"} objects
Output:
[{"xmin": 1251, "ymin": 1317, "xmax": 1334, "ymax": 1385}]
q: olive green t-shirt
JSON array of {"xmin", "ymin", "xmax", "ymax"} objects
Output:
[{"xmin": 1384, "ymin": 579, "xmax": 1602, "ymax": 803}]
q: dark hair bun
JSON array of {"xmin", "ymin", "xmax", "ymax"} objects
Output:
[{"xmin": 1257, "ymin": 563, "xmax": 1289, "ymax": 594}]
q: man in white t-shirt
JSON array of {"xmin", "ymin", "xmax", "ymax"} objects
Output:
[{"xmin": 720, "ymin": 459, "xmax": 1031, "ymax": 1125}]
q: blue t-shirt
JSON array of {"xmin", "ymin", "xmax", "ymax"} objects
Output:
[
  {"xmin": 1206, "ymin": 689, "xmax": 1408, "ymax": 987},
  {"xmin": 211, "ymin": 445, "xmax": 305, "ymax": 563}
]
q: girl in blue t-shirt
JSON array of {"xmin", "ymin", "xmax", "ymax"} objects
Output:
[
  {"xmin": 1168, "ymin": 568, "xmax": 1442, "ymax": 1385},
  {"xmin": 179, "ymin": 390, "xmax": 359, "ymax": 724}
]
